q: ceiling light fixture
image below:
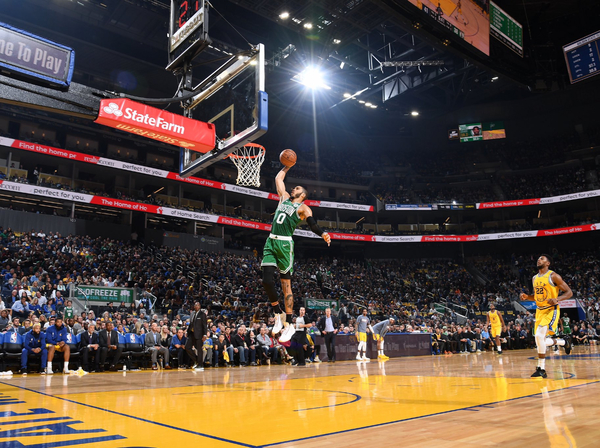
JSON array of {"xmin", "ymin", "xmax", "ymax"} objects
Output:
[
  {"xmin": 343, "ymin": 93, "xmax": 351, "ymax": 98},
  {"xmin": 291, "ymin": 66, "xmax": 331, "ymax": 89},
  {"xmin": 279, "ymin": 12, "xmax": 290, "ymax": 19},
  {"xmin": 333, "ymin": 39, "xmax": 341, "ymax": 44},
  {"xmin": 303, "ymin": 23, "xmax": 313, "ymax": 29},
  {"xmin": 411, "ymin": 111, "xmax": 419, "ymax": 116}
]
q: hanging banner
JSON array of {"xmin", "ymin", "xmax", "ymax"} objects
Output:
[
  {"xmin": 0, "ymin": 180, "xmax": 599, "ymax": 243},
  {"xmin": 0, "ymin": 21, "xmax": 75, "ymax": 87},
  {"xmin": 1, "ymin": 136, "xmax": 374, "ymax": 212}
]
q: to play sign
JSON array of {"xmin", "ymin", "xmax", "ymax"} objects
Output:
[{"xmin": 95, "ymin": 98, "xmax": 215, "ymax": 152}]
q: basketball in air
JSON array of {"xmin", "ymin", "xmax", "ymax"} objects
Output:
[{"xmin": 280, "ymin": 149, "xmax": 297, "ymax": 167}]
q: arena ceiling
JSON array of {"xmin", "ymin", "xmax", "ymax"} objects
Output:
[{"xmin": 1, "ymin": 0, "xmax": 599, "ymax": 120}]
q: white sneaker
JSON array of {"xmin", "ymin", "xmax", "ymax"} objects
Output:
[
  {"xmin": 279, "ymin": 322, "xmax": 296, "ymax": 343},
  {"xmin": 361, "ymin": 355, "xmax": 370, "ymax": 362},
  {"xmin": 46, "ymin": 368, "xmax": 54, "ymax": 375},
  {"xmin": 194, "ymin": 366, "xmax": 204, "ymax": 371},
  {"xmin": 356, "ymin": 354, "xmax": 362, "ymax": 360},
  {"xmin": 314, "ymin": 357, "xmax": 322, "ymax": 363},
  {"xmin": 272, "ymin": 312, "xmax": 285, "ymax": 335}
]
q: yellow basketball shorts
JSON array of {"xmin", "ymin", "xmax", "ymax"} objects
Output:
[
  {"xmin": 357, "ymin": 332, "xmax": 367, "ymax": 343},
  {"xmin": 535, "ymin": 306, "xmax": 560, "ymax": 336},
  {"xmin": 490, "ymin": 325, "xmax": 502, "ymax": 338},
  {"xmin": 373, "ymin": 334, "xmax": 382, "ymax": 341},
  {"xmin": 46, "ymin": 343, "xmax": 65, "ymax": 352}
]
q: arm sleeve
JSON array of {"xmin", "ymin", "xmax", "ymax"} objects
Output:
[{"xmin": 306, "ymin": 216, "xmax": 324, "ymax": 237}]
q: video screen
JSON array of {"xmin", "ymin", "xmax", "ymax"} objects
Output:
[
  {"xmin": 482, "ymin": 121, "xmax": 506, "ymax": 140},
  {"xmin": 459, "ymin": 121, "xmax": 506, "ymax": 142},
  {"xmin": 406, "ymin": 0, "xmax": 490, "ymax": 55},
  {"xmin": 459, "ymin": 123, "xmax": 483, "ymax": 142}
]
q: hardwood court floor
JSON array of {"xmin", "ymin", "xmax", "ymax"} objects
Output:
[{"xmin": 1, "ymin": 346, "xmax": 599, "ymax": 447}]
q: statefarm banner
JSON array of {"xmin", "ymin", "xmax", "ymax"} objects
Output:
[
  {"xmin": 0, "ymin": 180, "xmax": 599, "ymax": 243},
  {"xmin": 0, "ymin": 137, "xmax": 374, "ymax": 212},
  {"xmin": 95, "ymin": 98, "xmax": 215, "ymax": 152}
]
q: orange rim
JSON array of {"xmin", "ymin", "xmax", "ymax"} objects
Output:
[{"xmin": 227, "ymin": 143, "xmax": 266, "ymax": 159}]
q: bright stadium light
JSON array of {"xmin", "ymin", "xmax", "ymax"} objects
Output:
[
  {"xmin": 304, "ymin": 22, "xmax": 313, "ymax": 29},
  {"xmin": 291, "ymin": 66, "xmax": 331, "ymax": 89},
  {"xmin": 411, "ymin": 111, "xmax": 419, "ymax": 116},
  {"xmin": 279, "ymin": 12, "xmax": 290, "ymax": 19},
  {"xmin": 343, "ymin": 92, "xmax": 351, "ymax": 98}
]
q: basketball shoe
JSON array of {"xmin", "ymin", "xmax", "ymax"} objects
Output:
[
  {"xmin": 279, "ymin": 322, "xmax": 296, "ymax": 343},
  {"xmin": 531, "ymin": 367, "xmax": 547, "ymax": 378},
  {"xmin": 564, "ymin": 335, "xmax": 572, "ymax": 355},
  {"xmin": 272, "ymin": 312, "xmax": 285, "ymax": 335}
]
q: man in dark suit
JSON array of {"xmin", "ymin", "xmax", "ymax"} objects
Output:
[
  {"xmin": 99, "ymin": 321, "xmax": 123, "ymax": 371},
  {"xmin": 317, "ymin": 307, "xmax": 339, "ymax": 362},
  {"xmin": 185, "ymin": 301, "xmax": 207, "ymax": 370},
  {"xmin": 80, "ymin": 322, "xmax": 101, "ymax": 372}
]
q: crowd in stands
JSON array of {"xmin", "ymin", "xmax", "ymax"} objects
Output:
[
  {"xmin": 1, "ymin": 229, "xmax": 598, "ymax": 373},
  {"xmin": 378, "ymin": 166, "xmax": 592, "ymax": 205},
  {"xmin": 497, "ymin": 167, "xmax": 587, "ymax": 200}
]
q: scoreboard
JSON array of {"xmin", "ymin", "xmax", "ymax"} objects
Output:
[
  {"xmin": 490, "ymin": 2, "xmax": 523, "ymax": 57},
  {"xmin": 167, "ymin": 0, "xmax": 210, "ymax": 71},
  {"xmin": 563, "ymin": 30, "xmax": 600, "ymax": 84}
]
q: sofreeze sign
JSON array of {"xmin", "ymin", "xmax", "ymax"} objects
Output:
[
  {"xmin": 95, "ymin": 98, "xmax": 215, "ymax": 152},
  {"xmin": 74, "ymin": 285, "xmax": 135, "ymax": 303}
]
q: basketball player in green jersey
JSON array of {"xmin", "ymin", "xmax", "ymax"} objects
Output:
[{"xmin": 262, "ymin": 162, "xmax": 331, "ymax": 343}]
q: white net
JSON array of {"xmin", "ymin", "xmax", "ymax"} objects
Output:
[{"xmin": 229, "ymin": 143, "xmax": 266, "ymax": 187}]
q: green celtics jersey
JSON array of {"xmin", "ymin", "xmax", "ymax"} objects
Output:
[{"xmin": 271, "ymin": 199, "xmax": 302, "ymax": 237}]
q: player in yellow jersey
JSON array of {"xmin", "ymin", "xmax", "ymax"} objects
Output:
[
  {"xmin": 520, "ymin": 254, "xmax": 573, "ymax": 378},
  {"xmin": 485, "ymin": 303, "xmax": 506, "ymax": 354}
]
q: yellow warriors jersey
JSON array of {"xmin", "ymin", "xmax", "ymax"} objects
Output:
[
  {"xmin": 488, "ymin": 310, "xmax": 501, "ymax": 326},
  {"xmin": 533, "ymin": 270, "xmax": 560, "ymax": 310}
]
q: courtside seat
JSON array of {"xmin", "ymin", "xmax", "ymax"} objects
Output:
[
  {"xmin": 2, "ymin": 331, "xmax": 23, "ymax": 370},
  {"xmin": 124, "ymin": 333, "xmax": 145, "ymax": 369}
]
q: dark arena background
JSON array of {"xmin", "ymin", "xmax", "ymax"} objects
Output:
[{"xmin": 0, "ymin": 1, "xmax": 600, "ymax": 447}]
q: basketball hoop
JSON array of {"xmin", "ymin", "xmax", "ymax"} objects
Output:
[{"xmin": 228, "ymin": 143, "xmax": 266, "ymax": 187}]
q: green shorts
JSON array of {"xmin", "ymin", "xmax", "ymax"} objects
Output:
[{"xmin": 261, "ymin": 237, "xmax": 294, "ymax": 274}]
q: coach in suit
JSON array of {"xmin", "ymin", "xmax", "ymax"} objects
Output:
[
  {"xmin": 317, "ymin": 307, "xmax": 339, "ymax": 362},
  {"xmin": 99, "ymin": 322, "xmax": 123, "ymax": 371},
  {"xmin": 80, "ymin": 322, "xmax": 100, "ymax": 372},
  {"xmin": 185, "ymin": 301, "xmax": 207, "ymax": 369}
]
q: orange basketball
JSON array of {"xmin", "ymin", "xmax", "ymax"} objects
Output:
[{"xmin": 279, "ymin": 149, "xmax": 297, "ymax": 167}]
